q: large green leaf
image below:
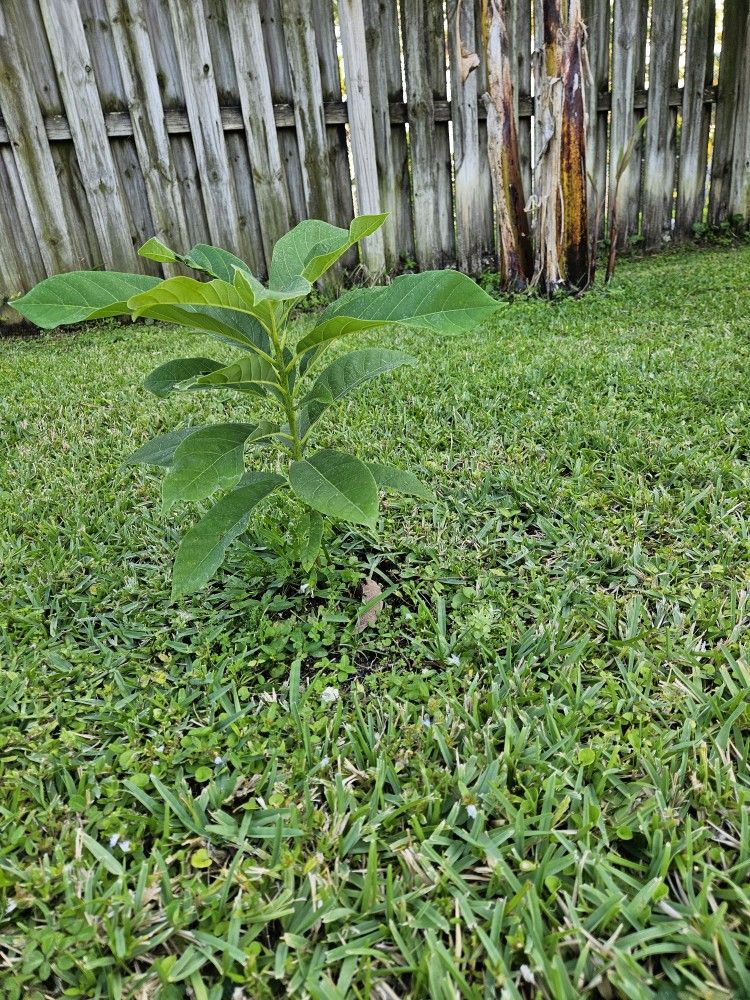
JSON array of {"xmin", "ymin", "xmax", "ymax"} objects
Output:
[
  {"xmin": 11, "ymin": 272, "xmax": 160, "ymax": 329},
  {"xmin": 130, "ymin": 301, "xmax": 272, "ymax": 357},
  {"xmin": 269, "ymin": 214, "xmax": 387, "ymax": 290},
  {"xmin": 368, "ymin": 463, "xmax": 435, "ymax": 500},
  {"xmin": 194, "ymin": 354, "xmax": 280, "ymax": 397},
  {"xmin": 162, "ymin": 423, "xmax": 260, "ymax": 512},
  {"xmin": 297, "ymin": 348, "xmax": 416, "ymax": 437},
  {"xmin": 171, "ymin": 471, "xmax": 285, "ymax": 598},
  {"xmin": 143, "ymin": 357, "xmax": 224, "ymax": 398},
  {"xmin": 299, "ymin": 510, "xmax": 324, "ymax": 570},
  {"xmin": 123, "ymin": 427, "xmax": 206, "ymax": 467},
  {"xmin": 289, "ymin": 449, "xmax": 378, "ymax": 529},
  {"xmin": 297, "ymin": 271, "xmax": 503, "ymax": 355}
]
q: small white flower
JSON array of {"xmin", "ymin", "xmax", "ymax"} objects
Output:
[
  {"xmin": 447, "ymin": 654, "xmax": 461, "ymax": 667},
  {"xmin": 5, "ymin": 900, "xmax": 17, "ymax": 914},
  {"xmin": 154, "ymin": 744, "xmax": 164, "ymax": 753},
  {"xmin": 519, "ymin": 964, "xmax": 536, "ymax": 985},
  {"xmin": 466, "ymin": 804, "xmax": 478, "ymax": 820},
  {"xmin": 321, "ymin": 686, "xmax": 339, "ymax": 704},
  {"xmin": 119, "ymin": 839, "xmax": 131, "ymax": 853},
  {"xmin": 421, "ymin": 716, "xmax": 431, "ymax": 727},
  {"xmin": 214, "ymin": 755, "xmax": 224, "ymax": 766},
  {"xmin": 109, "ymin": 834, "xmax": 120, "ymax": 848},
  {"xmin": 320, "ymin": 756, "xmax": 330, "ymax": 766},
  {"xmin": 300, "ymin": 582, "xmax": 312, "ymax": 595}
]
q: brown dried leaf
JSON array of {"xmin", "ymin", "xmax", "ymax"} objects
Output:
[{"xmin": 355, "ymin": 578, "xmax": 383, "ymax": 633}]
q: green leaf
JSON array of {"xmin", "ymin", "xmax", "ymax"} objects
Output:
[
  {"xmin": 368, "ymin": 463, "xmax": 435, "ymax": 500},
  {"xmin": 143, "ymin": 357, "xmax": 224, "ymax": 398},
  {"xmin": 269, "ymin": 214, "xmax": 387, "ymax": 290},
  {"xmin": 289, "ymin": 450, "xmax": 378, "ymax": 529},
  {"xmin": 123, "ymin": 427, "xmax": 205, "ymax": 467},
  {"xmin": 162, "ymin": 423, "xmax": 261, "ymax": 512},
  {"xmin": 297, "ymin": 348, "xmax": 416, "ymax": 436},
  {"xmin": 182, "ymin": 245, "xmax": 252, "ymax": 283},
  {"xmin": 171, "ymin": 471, "xmax": 284, "ymax": 597},
  {"xmin": 129, "ymin": 276, "xmax": 254, "ymax": 318},
  {"xmin": 11, "ymin": 272, "xmax": 160, "ymax": 329},
  {"xmin": 297, "ymin": 271, "xmax": 503, "ymax": 355},
  {"xmin": 167, "ymin": 946, "xmax": 207, "ymax": 983},
  {"xmin": 80, "ymin": 832, "xmax": 124, "ymax": 876},
  {"xmin": 194, "ymin": 354, "xmax": 279, "ymax": 397},
  {"xmin": 300, "ymin": 510, "xmax": 324, "ymax": 570},
  {"xmin": 133, "ymin": 302, "xmax": 272, "ymax": 357},
  {"xmin": 139, "ymin": 238, "xmax": 254, "ymax": 284},
  {"xmin": 138, "ymin": 237, "xmax": 180, "ymax": 264}
]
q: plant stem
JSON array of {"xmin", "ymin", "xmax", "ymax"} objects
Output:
[{"xmin": 270, "ymin": 311, "xmax": 303, "ymax": 460}]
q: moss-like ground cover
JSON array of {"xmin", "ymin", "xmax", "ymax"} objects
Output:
[{"xmin": 2, "ymin": 246, "xmax": 750, "ymax": 998}]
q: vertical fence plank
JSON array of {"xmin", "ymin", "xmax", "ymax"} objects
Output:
[
  {"xmin": 581, "ymin": 0, "xmax": 610, "ymax": 236},
  {"xmin": 402, "ymin": 0, "xmax": 441, "ymax": 268},
  {"xmin": 510, "ymin": 0, "xmax": 532, "ymax": 196},
  {"xmin": 281, "ymin": 0, "xmax": 338, "ymax": 224},
  {"xmin": 676, "ymin": 0, "xmax": 715, "ymax": 237},
  {"xmin": 364, "ymin": 0, "xmax": 411, "ymax": 266},
  {"xmin": 38, "ymin": 0, "xmax": 136, "ymax": 269},
  {"xmin": 259, "ymin": 0, "xmax": 306, "ymax": 224},
  {"xmin": 105, "ymin": 0, "xmax": 190, "ymax": 268},
  {"xmin": 167, "ymin": 0, "xmax": 242, "ymax": 252},
  {"xmin": 450, "ymin": 0, "xmax": 486, "ymax": 274},
  {"xmin": 643, "ymin": 0, "xmax": 682, "ymax": 248},
  {"xmin": 226, "ymin": 0, "xmax": 290, "ymax": 271},
  {"xmin": 311, "ymin": 0, "xmax": 355, "ymax": 231},
  {"xmin": 0, "ymin": 148, "xmax": 46, "ymax": 297},
  {"xmin": 708, "ymin": 0, "xmax": 743, "ymax": 224},
  {"xmin": 472, "ymin": 0, "xmax": 497, "ymax": 266},
  {"xmin": 0, "ymin": 5, "xmax": 79, "ymax": 274},
  {"xmin": 727, "ymin": 5, "xmax": 750, "ymax": 220},
  {"xmin": 609, "ymin": 0, "xmax": 642, "ymax": 245},
  {"xmin": 427, "ymin": 0, "xmax": 455, "ymax": 262},
  {"xmin": 339, "ymin": 0, "xmax": 386, "ymax": 275}
]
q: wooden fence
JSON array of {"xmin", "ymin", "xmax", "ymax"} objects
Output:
[{"xmin": 1, "ymin": 0, "xmax": 749, "ymax": 309}]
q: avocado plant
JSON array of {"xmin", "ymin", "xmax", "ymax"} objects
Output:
[{"xmin": 13, "ymin": 215, "xmax": 502, "ymax": 597}]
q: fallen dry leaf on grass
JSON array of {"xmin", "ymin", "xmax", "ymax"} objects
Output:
[{"xmin": 355, "ymin": 578, "xmax": 383, "ymax": 633}]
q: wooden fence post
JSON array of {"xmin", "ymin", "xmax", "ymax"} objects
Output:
[
  {"xmin": 675, "ymin": 0, "xmax": 715, "ymax": 238},
  {"xmin": 450, "ymin": 0, "xmax": 484, "ymax": 275},
  {"xmin": 402, "ymin": 0, "xmax": 441, "ymax": 269},
  {"xmin": 281, "ymin": 0, "xmax": 338, "ymax": 225},
  {"xmin": 581, "ymin": 0, "xmax": 610, "ymax": 240},
  {"xmin": 226, "ymin": 0, "xmax": 290, "ymax": 270},
  {"xmin": 0, "ymin": 4, "xmax": 79, "ymax": 275},
  {"xmin": 643, "ymin": 0, "xmax": 682, "ymax": 248},
  {"xmin": 338, "ymin": 0, "xmax": 386, "ymax": 276},
  {"xmin": 39, "ymin": 0, "xmax": 136, "ymax": 270},
  {"xmin": 609, "ymin": 0, "xmax": 642, "ymax": 247},
  {"xmin": 727, "ymin": 4, "xmax": 750, "ymax": 221},
  {"xmin": 167, "ymin": 0, "xmax": 243, "ymax": 253},
  {"xmin": 709, "ymin": 0, "xmax": 744, "ymax": 225},
  {"xmin": 105, "ymin": 0, "xmax": 191, "ymax": 271}
]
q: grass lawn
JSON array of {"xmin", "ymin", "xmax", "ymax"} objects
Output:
[{"xmin": 2, "ymin": 245, "xmax": 750, "ymax": 999}]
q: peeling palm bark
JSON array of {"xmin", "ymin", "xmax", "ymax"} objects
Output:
[
  {"xmin": 481, "ymin": 0, "xmax": 533, "ymax": 289},
  {"xmin": 533, "ymin": 0, "xmax": 590, "ymax": 293}
]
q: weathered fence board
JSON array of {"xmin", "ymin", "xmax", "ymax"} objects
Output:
[
  {"xmin": 39, "ymin": 0, "xmax": 136, "ymax": 269},
  {"xmin": 676, "ymin": 0, "xmax": 715, "ymax": 238},
  {"xmin": 402, "ymin": 0, "xmax": 442, "ymax": 269},
  {"xmin": 0, "ymin": 0, "xmax": 747, "ymax": 306},
  {"xmin": 0, "ymin": 5, "xmax": 78, "ymax": 275},
  {"xmin": 581, "ymin": 0, "xmax": 610, "ymax": 236},
  {"xmin": 338, "ymin": 0, "xmax": 386, "ymax": 275},
  {"xmin": 105, "ymin": 0, "xmax": 190, "ymax": 271},
  {"xmin": 642, "ymin": 0, "xmax": 682, "ymax": 248}
]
